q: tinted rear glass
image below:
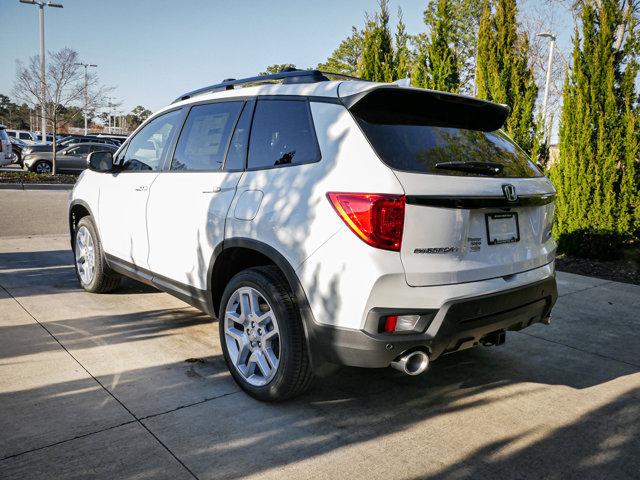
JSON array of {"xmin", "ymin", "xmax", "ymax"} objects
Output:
[
  {"xmin": 247, "ymin": 100, "xmax": 320, "ymax": 170},
  {"xmin": 354, "ymin": 117, "xmax": 541, "ymax": 178}
]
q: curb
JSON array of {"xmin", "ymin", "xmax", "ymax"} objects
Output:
[{"xmin": 0, "ymin": 183, "xmax": 73, "ymax": 191}]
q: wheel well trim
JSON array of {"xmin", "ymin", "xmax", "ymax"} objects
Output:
[
  {"xmin": 208, "ymin": 238, "xmax": 303, "ymax": 311},
  {"xmin": 68, "ymin": 199, "xmax": 95, "ymax": 249},
  {"xmin": 209, "ymin": 237, "xmax": 337, "ymax": 375}
]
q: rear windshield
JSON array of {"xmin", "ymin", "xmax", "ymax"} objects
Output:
[{"xmin": 354, "ymin": 117, "xmax": 541, "ymax": 178}]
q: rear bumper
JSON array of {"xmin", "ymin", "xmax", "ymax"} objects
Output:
[{"xmin": 306, "ymin": 275, "xmax": 557, "ymax": 369}]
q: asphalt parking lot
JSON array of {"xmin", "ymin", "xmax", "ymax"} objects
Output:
[{"xmin": 0, "ymin": 190, "xmax": 639, "ymax": 479}]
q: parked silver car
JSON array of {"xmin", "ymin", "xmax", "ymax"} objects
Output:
[{"xmin": 23, "ymin": 142, "xmax": 118, "ymax": 174}]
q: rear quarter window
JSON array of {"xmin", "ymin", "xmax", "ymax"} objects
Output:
[{"xmin": 247, "ymin": 99, "xmax": 320, "ymax": 170}]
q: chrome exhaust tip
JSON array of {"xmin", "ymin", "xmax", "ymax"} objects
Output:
[{"xmin": 390, "ymin": 350, "xmax": 430, "ymax": 376}]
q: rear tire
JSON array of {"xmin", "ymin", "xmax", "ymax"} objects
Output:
[
  {"xmin": 74, "ymin": 216, "xmax": 121, "ymax": 293},
  {"xmin": 219, "ymin": 266, "xmax": 314, "ymax": 401}
]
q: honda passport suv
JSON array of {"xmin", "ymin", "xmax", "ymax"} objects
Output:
[{"xmin": 69, "ymin": 70, "xmax": 557, "ymax": 401}]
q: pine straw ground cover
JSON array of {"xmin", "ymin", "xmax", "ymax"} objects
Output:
[
  {"xmin": 556, "ymin": 242, "xmax": 640, "ymax": 286},
  {"xmin": 0, "ymin": 171, "xmax": 78, "ymax": 184}
]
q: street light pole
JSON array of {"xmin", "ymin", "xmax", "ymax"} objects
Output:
[
  {"xmin": 74, "ymin": 62, "xmax": 97, "ymax": 135},
  {"xmin": 538, "ymin": 32, "xmax": 556, "ymax": 143},
  {"xmin": 19, "ymin": 1, "xmax": 64, "ymax": 142}
]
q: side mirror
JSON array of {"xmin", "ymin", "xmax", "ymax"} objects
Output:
[{"xmin": 87, "ymin": 151, "xmax": 114, "ymax": 172}]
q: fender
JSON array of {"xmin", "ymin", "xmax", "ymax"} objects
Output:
[
  {"xmin": 68, "ymin": 199, "xmax": 96, "ymax": 249},
  {"xmin": 209, "ymin": 237, "xmax": 338, "ymax": 376}
]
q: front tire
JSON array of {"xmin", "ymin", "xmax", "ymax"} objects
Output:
[
  {"xmin": 219, "ymin": 266, "xmax": 314, "ymax": 401},
  {"xmin": 74, "ymin": 216, "xmax": 121, "ymax": 293},
  {"xmin": 33, "ymin": 160, "xmax": 52, "ymax": 174}
]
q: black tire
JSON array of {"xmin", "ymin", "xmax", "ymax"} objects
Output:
[
  {"xmin": 74, "ymin": 216, "xmax": 121, "ymax": 293},
  {"xmin": 33, "ymin": 160, "xmax": 52, "ymax": 174},
  {"xmin": 219, "ymin": 266, "xmax": 314, "ymax": 401}
]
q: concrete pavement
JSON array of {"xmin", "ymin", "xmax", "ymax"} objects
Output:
[
  {"xmin": 0, "ymin": 189, "xmax": 68, "ymax": 237},
  {"xmin": 0, "ymin": 233, "xmax": 639, "ymax": 478}
]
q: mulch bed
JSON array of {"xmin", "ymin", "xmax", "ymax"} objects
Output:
[
  {"xmin": 0, "ymin": 171, "xmax": 78, "ymax": 184},
  {"xmin": 556, "ymin": 246, "xmax": 640, "ymax": 286}
]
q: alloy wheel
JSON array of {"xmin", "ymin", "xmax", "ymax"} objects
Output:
[
  {"xmin": 224, "ymin": 286, "xmax": 281, "ymax": 386},
  {"xmin": 35, "ymin": 162, "xmax": 51, "ymax": 174},
  {"xmin": 75, "ymin": 225, "xmax": 95, "ymax": 285}
]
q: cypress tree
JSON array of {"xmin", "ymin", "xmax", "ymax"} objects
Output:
[
  {"xmin": 394, "ymin": 8, "xmax": 411, "ymax": 80},
  {"xmin": 425, "ymin": 0, "xmax": 460, "ymax": 92},
  {"xmin": 474, "ymin": 0, "xmax": 537, "ymax": 154},
  {"xmin": 475, "ymin": 0, "xmax": 492, "ymax": 97},
  {"xmin": 358, "ymin": 0, "xmax": 396, "ymax": 82},
  {"xmin": 550, "ymin": 0, "xmax": 640, "ymax": 244}
]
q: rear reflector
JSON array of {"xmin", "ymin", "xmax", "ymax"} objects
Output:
[
  {"xmin": 327, "ymin": 192, "xmax": 405, "ymax": 251},
  {"xmin": 383, "ymin": 314, "xmax": 422, "ymax": 333},
  {"xmin": 383, "ymin": 315, "xmax": 398, "ymax": 333}
]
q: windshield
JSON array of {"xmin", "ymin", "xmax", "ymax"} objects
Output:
[{"xmin": 354, "ymin": 116, "xmax": 541, "ymax": 178}]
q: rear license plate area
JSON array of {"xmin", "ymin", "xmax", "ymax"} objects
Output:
[{"xmin": 485, "ymin": 212, "xmax": 520, "ymax": 245}]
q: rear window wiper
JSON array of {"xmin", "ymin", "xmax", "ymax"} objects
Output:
[{"xmin": 434, "ymin": 161, "xmax": 504, "ymax": 176}]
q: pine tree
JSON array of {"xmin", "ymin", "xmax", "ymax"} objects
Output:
[
  {"xmin": 550, "ymin": 0, "xmax": 640, "ymax": 244},
  {"xmin": 358, "ymin": 0, "xmax": 396, "ymax": 82},
  {"xmin": 318, "ymin": 27, "xmax": 363, "ymax": 76},
  {"xmin": 474, "ymin": 0, "xmax": 537, "ymax": 154}
]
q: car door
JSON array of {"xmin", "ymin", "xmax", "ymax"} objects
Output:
[
  {"xmin": 58, "ymin": 144, "xmax": 90, "ymax": 171},
  {"xmin": 146, "ymin": 100, "xmax": 251, "ymax": 291},
  {"xmin": 98, "ymin": 108, "xmax": 184, "ymax": 271}
]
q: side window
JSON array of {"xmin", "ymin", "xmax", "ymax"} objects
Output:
[
  {"xmin": 247, "ymin": 100, "xmax": 320, "ymax": 170},
  {"xmin": 171, "ymin": 102, "xmax": 243, "ymax": 171},
  {"xmin": 8, "ymin": 131, "xmax": 16, "ymax": 138},
  {"xmin": 121, "ymin": 109, "xmax": 182, "ymax": 171},
  {"xmin": 224, "ymin": 101, "xmax": 253, "ymax": 171},
  {"xmin": 65, "ymin": 146, "xmax": 81, "ymax": 155},
  {"xmin": 75, "ymin": 145, "xmax": 91, "ymax": 155}
]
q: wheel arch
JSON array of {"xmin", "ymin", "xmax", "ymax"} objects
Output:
[
  {"xmin": 69, "ymin": 199, "xmax": 94, "ymax": 250},
  {"xmin": 209, "ymin": 238, "xmax": 335, "ymax": 375}
]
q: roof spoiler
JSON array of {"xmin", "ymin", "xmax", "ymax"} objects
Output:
[{"xmin": 341, "ymin": 86, "xmax": 510, "ymax": 132}]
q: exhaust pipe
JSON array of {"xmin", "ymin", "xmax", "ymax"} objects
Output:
[{"xmin": 391, "ymin": 350, "xmax": 430, "ymax": 376}]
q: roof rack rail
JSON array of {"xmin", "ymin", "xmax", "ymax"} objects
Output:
[{"xmin": 172, "ymin": 69, "xmax": 366, "ymax": 104}]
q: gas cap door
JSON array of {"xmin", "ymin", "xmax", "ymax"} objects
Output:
[{"xmin": 234, "ymin": 190, "xmax": 264, "ymax": 220}]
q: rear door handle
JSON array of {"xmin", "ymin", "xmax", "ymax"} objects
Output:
[
  {"xmin": 202, "ymin": 186, "xmax": 222, "ymax": 194},
  {"xmin": 135, "ymin": 185, "xmax": 148, "ymax": 192}
]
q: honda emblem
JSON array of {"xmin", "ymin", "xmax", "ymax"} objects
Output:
[{"xmin": 502, "ymin": 184, "xmax": 518, "ymax": 202}]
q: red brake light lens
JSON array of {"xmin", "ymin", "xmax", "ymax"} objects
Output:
[
  {"xmin": 384, "ymin": 315, "xmax": 398, "ymax": 333},
  {"xmin": 327, "ymin": 192, "xmax": 405, "ymax": 251}
]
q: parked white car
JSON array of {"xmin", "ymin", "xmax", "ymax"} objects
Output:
[
  {"xmin": 69, "ymin": 70, "xmax": 558, "ymax": 401},
  {"xmin": 5, "ymin": 129, "xmax": 39, "ymax": 145},
  {"xmin": 0, "ymin": 125, "xmax": 15, "ymax": 166}
]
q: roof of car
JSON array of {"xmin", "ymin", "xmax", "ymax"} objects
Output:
[{"xmin": 148, "ymin": 69, "xmax": 510, "ymax": 134}]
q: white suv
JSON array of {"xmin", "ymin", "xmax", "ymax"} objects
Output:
[{"xmin": 69, "ymin": 70, "xmax": 558, "ymax": 401}]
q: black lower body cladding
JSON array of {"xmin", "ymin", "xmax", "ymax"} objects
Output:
[{"xmin": 306, "ymin": 276, "xmax": 558, "ymax": 369}]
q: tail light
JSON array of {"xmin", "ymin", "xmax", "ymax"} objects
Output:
[{"xmin": 327, "ymin": 192, "xmax": 405, "ymax": 251}]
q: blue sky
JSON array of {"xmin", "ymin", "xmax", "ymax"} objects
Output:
[{"xmin": 0, "ymin": 0, "xmax": 571, "ymax": 116}]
